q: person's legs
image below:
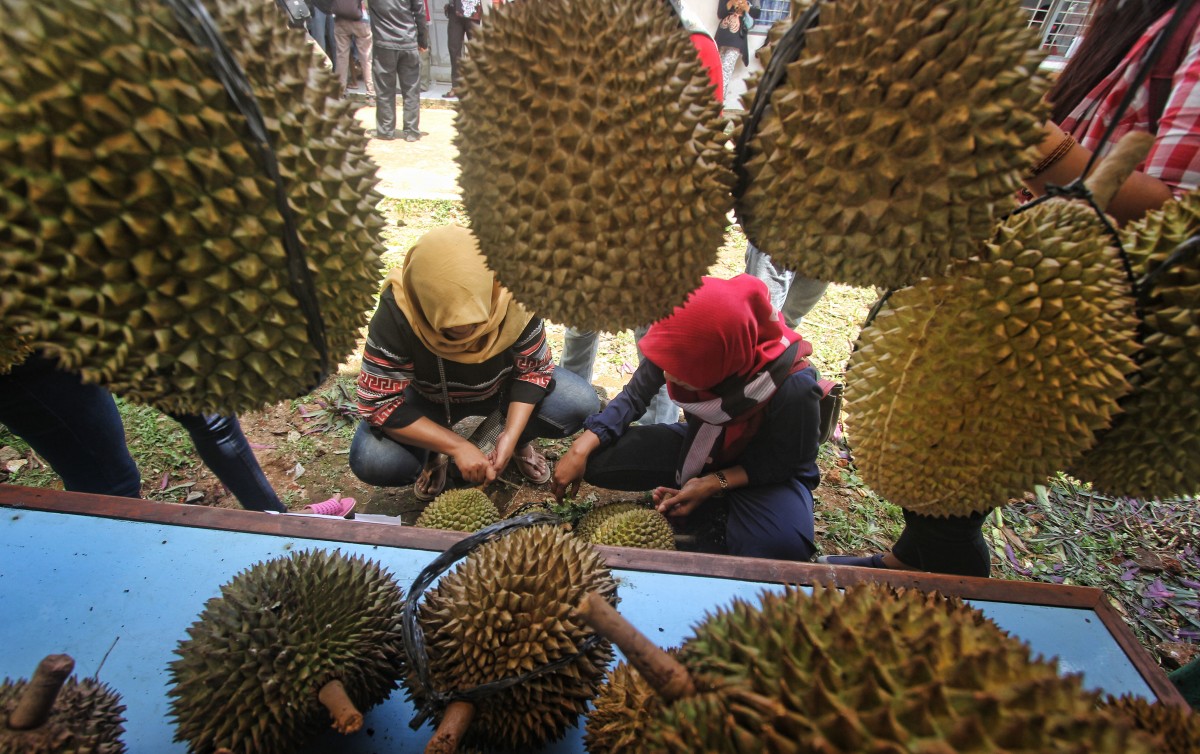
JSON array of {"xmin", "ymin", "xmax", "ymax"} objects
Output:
[
  {"xmin": 170, "ymin": 413, "xmax": 285, "ymax": 513},
  {"xmin": 334, "ymin": 19, "xmax": 354, "ymax": 92},
  {"xmin": 583, "ymin": 424, "xmax": 684, "ymax": 491},
  {"xmin": 447, "ymin": 12, "xmax": 466, "ymax": 91},
  {"xmin": 419, "ymin": 47, "xmax": 432, "ymax": 91},
  {"xmin": 348, "ymin": 420, "xmax": 427, "ymax": 487},
  {"xmin": 356, "ymin": 22, "xmax": 375, "ymax": 97},
  {"xmin": 891, "ymin": 509, "xmax": 992, "ymax": 577},
  {"xmin": 559, "ymin": 328, "xmax": 600, "ymax": 382},
  {"xmin": 633, "ymin": 325, "xmax": 679, "ymax": 424},
  {"xmin": 0, "ymin": 354, "xmax": 141, "ymax": 498},
  {"xmin": 307, "ymin": 7, "xmax": 332, "ymax": 57},
  {"xmin": 718, "ymin": 46, "xmax": 740, "ymax": 107},
  {"xmin": 515, "ymin": 367, "xmax": 601, "ymax": 444},
  {"xmin": 724, "ymin": 478, "xmax": 816, "ymax": 561},
  {"xmin": 781, "ymin": 275, "xmax": 830, "ymax": 329},
  {"xmin": 398, "ymin": 48, "xmax": 422, "ymax": 137},
  {"xmin": 373, "ymin": 46, "xmax": 400, "ymax": 137},
  {"xmin": 743, "ymin": 242, "xmax": 793, "ymax": 311}
]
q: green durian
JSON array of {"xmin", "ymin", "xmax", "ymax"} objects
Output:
[
  {"xmin": 573, "ymin": 502, "xmax": 646, "ymax": 542},
  {"xmin": 737, "ymin": 0, "xmax": 1049, "ymax": 288},
  {"xmin": 589, "ymin": 507, "xmax": 676, "ymax": 551},
  {"xmin": 0, "ymin": 0, "xmax": 383, "ymax": 412},
  {"xmin": 167, "ymin": 550, "xmax": 406, "ymax": 754},
  {"xmin": 415, "ymin": 488, "xmax": 501, "ymax": 532},
  {"xmin": 454, "ymin": 0, "xmax": 733, "ymax": 331},
  {"xmin": 407, "ymin": 525, "xmax": 616, "ymax": 751}
]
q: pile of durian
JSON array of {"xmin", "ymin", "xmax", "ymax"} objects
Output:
[
  {"xmin": 454, "ymin": 0, "xmax": 733, "ymax": 331},
  {"xmin": 0, "ymin": 0, "xmax": 382, "ymax": 413}
]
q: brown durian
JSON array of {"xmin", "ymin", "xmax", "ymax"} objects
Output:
[
  {"xmin": 167, "ymin": 550, "xmax": 406, "ymax": 754},
  {"xmin": 845, "ymin": 196, "xmax": 1139, "ymax": 516},
  {"xmin": 407, "ymin": 525, "xmax": 616, "ymax": 750},
  {"xmin": 454, "ymin": 0, "xmax": 733, "ymax": 331},
  {"xmin": 737, "ymin": 0, "xmax": 1049, "ymax": 288},
  {"xmin": 587, "ymin": 583, "xmax": 1157, "ymax": 753},
  {"xmin": 0, "ymin": 0, "xmax": 383, "ymax": 411},
  {"xmin": 1104, "ymin": 695, "xmax": 1200, "ymax": 753},
  {"xmin": 1070, "ymin": 190, "xmax": 1200, "ymax": 499},
  {"xmin": 0, "ymin": 656, "xmax": 126, "ymax": 754}
]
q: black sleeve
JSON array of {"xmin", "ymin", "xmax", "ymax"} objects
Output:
[
  {"xmin": 748, "ymin": 3, "xmax": 761, "ymax": 19},
  {"xmin": 740, "ymin": 368, "xmax": 822, "ymax": 486}
]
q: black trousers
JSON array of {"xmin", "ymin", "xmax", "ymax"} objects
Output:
[
  {"xmin": 447, "ymin": 13, "xmax": 479, "ymax": 88},
  {"xmin": 373, "ymin": 46, "xmax": 421, "ymax": 137},
  {"xmin": 892, "ymin": 509, "xmax": 991, "ymax": 577}
]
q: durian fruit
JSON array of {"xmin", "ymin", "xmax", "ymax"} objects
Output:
[
  {"xmin": 168, "ymin": 550, "xmax": 406, "ymax": 754},
  {"xmin": 1104, "ymin": 695, "xmax": 1200, "ymax": 753},
  {"xmin": 589, "ymin": 507, "xmax": 676, "ymax": 551},
  {"xmin": 415, "ymin": 488, "xmax": 501, "ymax": 532},
  {"xmin": 407, "ymin": 524, "xmax": 617, "ymax": 751},
  {"xmin": 845, "ymin": 193, "xmax": 1139, "ymax": 516},
  {"xmin": 573, "ymin": 502, "xmax": 646, "ymax": 541},
  {"xmin": 0, "ymin": 336, "xmax": 32, "ymax": 377},
  {"xmin": 584, "ymin": 583, "xmax": 1157, "ymax": 753},
  {"xmin": 584, "ymin": 649, "xmax": 679, "ymax": 754},
  {"xmin": 0, "ymin": 0, "xmax": 383, "ymax": 412},
  {"xmin": 454, "ymin": 0, "xmax": 733, "ymax": 332},
  {"xmin": 737, "ymin": 0, "xmax": 1049, "ymax": 288},
  {"xmin": 1070, "ymin": 190, "xmax": 1200, "ymax": 499},
  {"xmin": 0, "ymin": 655, "xmax": 126, "ymax": 754}
]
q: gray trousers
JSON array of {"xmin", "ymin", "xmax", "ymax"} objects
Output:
[
  {"xmin": 560, "ymin": 326, "xmax": 680, "ymax": 425},
  {"xmin": 373, "ymin": 46, "xmax": 421, "ymax": 137},
  {"xmin": 743, "ymin": 243, "xmax": 829, "ymax": 328}
]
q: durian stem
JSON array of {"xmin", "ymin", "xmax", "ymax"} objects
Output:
[
  {"xmin": 318, "ymin": 679, "xmax": 363, "ymax": 735},
  {"xmin": 7, "ymin": 654, "xmax": 74, "ymax": 730},
  {"xmin": 425, "ymin": 700, "xmax": 475, "ymax": 754},
  {"xmin": 574, "ymin": 592, "xmax": 696, "ymax": 701},
  {"xmin": 1085, "ymin": 131, "xmax": 1155, "ymax": 212}
]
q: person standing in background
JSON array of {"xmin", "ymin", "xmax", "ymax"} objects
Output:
[
  {"xmin": 369, "ymin": 0, "xmax": 429, "ymax": 141},
  {"xmin": 714, "ymin": 0, "xmax": 760, "ymax": 108},
  {"xmin": 333, "ymin": 0, "xmax": 377, "ymax": 102},
  {"xmin": 444, "ymin": 0, "xmax": 482, "ymax": 99}
]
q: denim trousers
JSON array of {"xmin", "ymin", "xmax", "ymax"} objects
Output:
[
  {"xmin": 560, "ymin": 327, "xmax": 680, "ymax": 424},
  {"xmin": 349, "ymin": 367, "xmax": 601, "ymax": 487},
  {"xmin": 0, "ymin": 354, "xmax": 284, "ymax": 511},
  {"xmin": 584, "ymin": 424, "xmax": 816, "ymax": 561}
]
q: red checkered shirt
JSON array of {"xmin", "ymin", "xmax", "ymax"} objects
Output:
[{"xmin": 1061, "ymin": 7, "xmax": 1200, "ymax": 196}]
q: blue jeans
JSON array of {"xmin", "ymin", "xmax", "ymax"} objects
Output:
[
  {"xmin": 349, "ymin": 367, "xmax": 601, "ymax": 487},
  {"xmin": 0, "ymin": 354, "xmax": 284, "ymax": 511},
  {"xmin": 560, "ymin": 327, "xmax": 679, "ymax": 425}
]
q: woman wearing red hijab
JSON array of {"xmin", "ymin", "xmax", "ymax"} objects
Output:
[{"xmin": 552, "ymin": 275, "xmax": 823, "ymax": 561}]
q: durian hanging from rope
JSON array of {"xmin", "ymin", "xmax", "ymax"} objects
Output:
[
  {"xmin": 577, "ymin": 582, "xmax": 1158, "ymax": 753},
  {"xmin": 736, "ymin": 0, "xmax": 1050, "ymax": 288},
  {"xmin": 454, "ymin": 0, "xmax": 733, "ymax": 332},
  {"xmin": 843, "ymin": 133, "xmax": 1147, "ymax": 517},
  {"xmin": 1069, "ymin": 189, "xmax": 1200, "ymax": 500},
  {"xmin": 0, "ymin": 0, "xmax": 383, "ymax": 413}
]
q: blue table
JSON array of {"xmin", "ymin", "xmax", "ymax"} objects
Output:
[{"xmin": 0, "ymin": 485, "xmax": 1183, "ymax": 752}]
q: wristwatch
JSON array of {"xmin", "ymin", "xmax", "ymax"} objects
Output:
[{"xmin": 712, "ymin": 471, "xmax": 729, "ymax": 497}]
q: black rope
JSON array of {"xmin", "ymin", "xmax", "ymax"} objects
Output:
[
  {"xmin": 401, "ymin": 512, "xmax": 609, "ymax": 730},
  {"xmin": 731, "ymin": 3, "xmax": 821, "ymax": 203},
  {"xmin": 163, "ymin": 0, "xmax": 331, "ymax": 389}
]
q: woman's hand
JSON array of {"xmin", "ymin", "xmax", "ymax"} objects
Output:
[
  {"xmin": 453, "ymin": 443, "xmax": 496, "ymax": 484},
  {"xmin": 653, "ymin": 475, "xmax": 719, "ymax": 518},
  {"xmin": 551, "ymin": 430, "xmax": 601, "ymax": 501},
  {"xmin": 488, "ymin": 429, "xmax": 519, "ymax": 475}
]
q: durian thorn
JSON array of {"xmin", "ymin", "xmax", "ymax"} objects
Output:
[
  {"xmin": 7, "ymin": 654, "xmax": 75, "ymax": 730},
  {"xmin": 425, "ymin": 700, "xmax": 475, "ymax": 754},
  {"xmin": 318, "ymin": 679, "xmax": 363, "ymax": 735},
  {"xmin": 573, "ymin": 591, "xmax": 696, "ymax": 702},
  {"xmin": 1084, "ymin": 131, "xmax": 1155, "ymax": 212}
]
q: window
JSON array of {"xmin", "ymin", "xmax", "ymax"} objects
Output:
[{"xmin": 750, "ymin": 0, "xmax": 791, "ymax": 33}]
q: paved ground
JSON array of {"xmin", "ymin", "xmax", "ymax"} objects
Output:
[{"xmin": 350, "ymin": 91, "xmax": 464, "ymax": 201}]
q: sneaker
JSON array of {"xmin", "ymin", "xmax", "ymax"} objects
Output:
[
  {"xmin": 303, "ymin": 496, "xmax": 357, "ymax": 518},
  {"xmin": 815, "ymin": 553, "xmax": 887, "ymax": 568}
]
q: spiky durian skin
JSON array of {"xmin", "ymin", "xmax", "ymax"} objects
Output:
[
  {"xmin": 415, "ymin": 488, "xmax": 501, "ymax": 532},
  {"xmin": 454, "ymin": 0, "xmax": 733, "ymax": 332},
  {"xmin": 845, "ymin": 200, "xmax": 1139, "ymax": 516},
  {"xmin": 1104, "ymin": 695, "xmax": 1200, "ymax": 754},
  {"xmin": 167, "ymin": 550, "xmax": 406, "ymax": 754},
  {"xmin": 593, "ymin": 584, "xmax": 1153, "ymax": 753},
  {"xmin": 737, "ymin": 0, "xmax": 1049, "ymax": 288},
  {"xmin": 573, "ymin": 502, "xmax": 646, "ymax": 542},
  {"xmin": 0, "ymin": 677, "xmax": 126, "ymax": 754},
  {"xmin": 0, "ymin": 0, "xmax": 383, "ymax": 413},
  {"xmin": 1070, "ymin": 191, "xmax": 1200, "ymax": 498},
  {"xmin": 408, "ymin": 525, "xmax": 617, "ymax": 751},
  {"xmin": 589, "ymin": 508, "xmax": 676, "ymax": 551}
]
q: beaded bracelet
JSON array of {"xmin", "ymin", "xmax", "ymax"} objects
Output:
[{"xmin": 1028, "ymin": 133, "xmax": 1077, "ymax": 179}]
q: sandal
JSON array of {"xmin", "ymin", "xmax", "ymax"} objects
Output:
[
  {"xmin": 513, "ymin": 443, "xmax": 551, "ymax": 485},
  {"xmin": 413, "ymin": 453, "xmax": 449, "ymax": 502}
]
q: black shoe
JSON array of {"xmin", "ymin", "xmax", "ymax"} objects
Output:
[
  {"xmin": 444, "ymin": 89, "xmax": 459, "ymax": 99},
  {"xmin": 374, "ymin": 132, "xmax": 396, "ymax": 141},
  {"xmin": 405, "ymin": 132, "xmax": 420, "ymax": 142}
]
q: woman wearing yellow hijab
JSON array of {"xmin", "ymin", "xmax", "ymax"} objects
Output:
[{"xmin": 349, "ymin": 225, "xmax": 600, "ymax": 499}]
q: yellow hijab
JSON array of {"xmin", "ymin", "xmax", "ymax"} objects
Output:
[{"xmin": 386, "ymin": 225, "xmax": 533, "ymax": 363}]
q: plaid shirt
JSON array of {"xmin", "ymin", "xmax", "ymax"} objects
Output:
[{"xmin": 1061, "ymin": 8, "xmax": 1200, "ymax": 196}]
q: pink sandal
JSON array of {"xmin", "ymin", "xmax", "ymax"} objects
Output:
[{"xmin": 513, "ymin": 443, "xmax": 551, "ymax": 485}]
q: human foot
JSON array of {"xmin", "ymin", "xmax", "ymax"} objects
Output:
[
  {"xmin": 513, "ymin": 443, "xmax": 551, "ymax": 484},
  {"xmin": 414, "ymin": 453, "xmax": 449, "ymax": 502}
]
